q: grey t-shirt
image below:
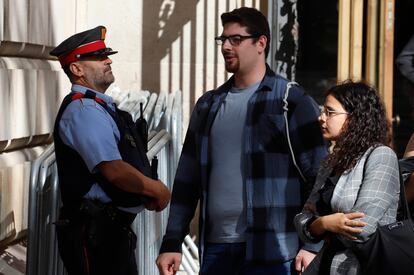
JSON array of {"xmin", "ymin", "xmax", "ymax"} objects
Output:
[{"xmin": 206, "ymin": 81, "xmax": 260, "ymax": 243}]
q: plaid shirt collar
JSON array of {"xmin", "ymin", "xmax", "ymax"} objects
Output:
[{"xmin": 215, "ymin": 64, "xmax": 274, "ymax": 95}]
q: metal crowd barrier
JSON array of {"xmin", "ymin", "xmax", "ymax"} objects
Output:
[
  {"xmin": 27, "ymin": 143, "xmax": 66, "ymax": 275},
  {"xmin": 135, "ymin": 129, "xmax": 172, "ymax": 275},
  {"xmin": 26, "ymin": 88, "xmax": 198, "ymax": 275},
  {"xmin": 181, "ymin": 235, "xmax": 200, "ymax": 275}
]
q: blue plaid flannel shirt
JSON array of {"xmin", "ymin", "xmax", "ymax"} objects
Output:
[{"xmin": 160, "ymin": 65, "xmax": 327, "ymax": 264}]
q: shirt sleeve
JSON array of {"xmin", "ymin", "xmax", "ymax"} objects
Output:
[
  {"xmin": 350, "ymin": 147, "xmax": 400, "ymax": 240},
  {"xmin": 339, "ymin": 147, "xmax": 400, "ymax": 248},
  {"xmin": 294, "ymin": 165, "xmax": 331, "ymax": 250},
  {"xmin": 159, "ymin": 95, "xmax": 205, "ymax": 253},
  {"xmin": 59, "ymin": 98, "xmax": 122, "ymax": 172},
  {"xmin": 287, "ymin": 87, "xmax": 327, "ymax": 252},
  {"xmin": 289, "ymin": 87, "xmax": 328, "ymax": 198}
]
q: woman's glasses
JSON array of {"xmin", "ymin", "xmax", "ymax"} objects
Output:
[{"xmin": 320, "ymin": 106, "xmax": 349, "ymax": 118}]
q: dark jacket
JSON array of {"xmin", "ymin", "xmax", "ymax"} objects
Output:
[{"xmin": 160, "ymin": 65, "xmax": 327, "ymax": 263}]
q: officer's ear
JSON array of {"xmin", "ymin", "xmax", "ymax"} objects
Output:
[{"xmin": 69, "ymin": 62, "xmax": 84, "ymax": 77}]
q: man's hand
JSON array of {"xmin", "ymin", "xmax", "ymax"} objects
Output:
[
  {"xmin": 156, "ymin": 252, "xmax": 182, "ymax": 275},
  {"xmin": 98, "ymin": 160, "xmax": 171, "ymax": 210},
  {"xmin": 144, "ymin": 200, "xmax": 157, "ymax": 211},
  {"xmin": 295, "ymin": 249, "xmax": 316, "ymax": 274},
  {"xmin": 150, "ymin": 179, "xmax": 171, "ymax": 211},
  {"xmin": 144, "ymin": 179, "xmax": 171, "ymax": 211}
]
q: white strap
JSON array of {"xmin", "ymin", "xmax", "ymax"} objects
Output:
[{"xmin": 283, "ymin": 81, "xmax": 307, "ymax": 182}]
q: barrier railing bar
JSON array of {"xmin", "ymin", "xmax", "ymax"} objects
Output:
[
  {"xmin": 182, "ymin": 243, "xmax": 198, "ymax": 273},
  {"xmin": 27, "ymin": 143, "xmax": 55, "ymax": 275}
]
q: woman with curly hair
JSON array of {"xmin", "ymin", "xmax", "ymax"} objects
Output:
[{"xmin": 294, "ymin": 81, "xmax": 400, "ymax": 275}]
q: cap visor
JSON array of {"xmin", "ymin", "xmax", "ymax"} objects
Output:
[{"xmin": 78, "ymin": 48, "xmax": 118, "ymax": 59}]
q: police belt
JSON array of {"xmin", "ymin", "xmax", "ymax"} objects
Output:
[{"xmin": 79, "ymin": 199, "xmax": 137, "ymax": 226}]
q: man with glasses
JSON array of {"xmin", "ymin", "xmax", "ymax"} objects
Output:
[{"xmin": 157, "ymin": 7, "xmax": 326, "ymax": 275}]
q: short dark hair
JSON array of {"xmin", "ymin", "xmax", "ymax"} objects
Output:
[
  {"xmin": 221, "ymin": 7, "xmax": 271, "ymax": 58},
  {"xmin": 63, "ymin": 65, "xmax": 75, "ymax": 82}
]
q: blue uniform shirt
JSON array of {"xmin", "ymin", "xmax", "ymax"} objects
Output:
[{"xmin": 59, "ymin": 84, "xmax": 120, "ymax": 203}]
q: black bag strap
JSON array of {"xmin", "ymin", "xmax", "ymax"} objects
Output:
[{"xmin": 398, "ymin": 163, "xmax": 412, "ymax": 221}]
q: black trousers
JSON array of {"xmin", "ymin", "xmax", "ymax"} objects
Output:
[{"xmin": 56, "ymin": 200, "xmax": 138, "ymax": 275}]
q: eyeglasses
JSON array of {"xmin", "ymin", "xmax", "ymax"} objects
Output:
[
  {"xmin": 320, "ymin": 106, "xmax": 349, "ymax": 118},
  {"xmin": 214, "ymin": 35, "xmax": 258, "ymax": 46}
]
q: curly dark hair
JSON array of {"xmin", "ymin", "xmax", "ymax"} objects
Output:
[{"xmin": 325, "ymin": 80, "xmax": 392, "ymax": 174}]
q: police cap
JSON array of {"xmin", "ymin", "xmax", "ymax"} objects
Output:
[{"xmin": 50, "ymin": 26, "xmax": 117, "ymax": 67}]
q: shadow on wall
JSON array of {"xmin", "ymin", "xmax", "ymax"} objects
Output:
[
  {"xmin": 142, "ymin": 0, "xmax": 198, "ymax": 110},
  {"xmin": 0, "ymin": 211, "xmax": 16, "ymax": 248},
  {"xmin": 141, "ymin": 0, "xmax": 264, "ymax": 118},
  {"xmin": 142, "ymin": 0, "xmax": 244, "ymax": 239}
]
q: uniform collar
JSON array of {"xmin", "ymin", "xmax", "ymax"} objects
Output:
[{"xmin": 71, "ymin": 84, "xmax": 114, "ymax": 106}]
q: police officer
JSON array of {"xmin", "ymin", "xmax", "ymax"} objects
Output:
[{"xmin": 50, "ymin": 26, "xmax": 171, "ymax": 275}]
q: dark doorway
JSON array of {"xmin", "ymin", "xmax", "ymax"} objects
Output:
[
  {"xmin": 393, "ymin": 0, "xmax": 414, "ymax": 157},
  {"xmin": 295, "ymin": 0, "xmax": 338, "ymax": 105}
]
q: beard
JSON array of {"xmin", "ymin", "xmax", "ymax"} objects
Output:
[
  {"xmin": 223, "ymin": 51, "xmax": 240, "ymax": 73},
  {"xmin": 225, "ymin": 62, "xmax": 238, "ymax": 73},
  {"xmin": 91, "ymin": 70, "xmax": 115, "ymax": 91},
  {"xmin": 103, "ymin": 70, "xmax": 115, "ymax": 85},
  {"xmin": 224, "ymin": 58, "xmax": 239, "ymax": 73}
]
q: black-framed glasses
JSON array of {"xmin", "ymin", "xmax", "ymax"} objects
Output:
[
  {"xmin": 214, "ymin": 35, "xmax": 258, "ymax": 46},
  {"xmin": 320, "ymin": 106, "xmax": 349, "ymax": 118}
]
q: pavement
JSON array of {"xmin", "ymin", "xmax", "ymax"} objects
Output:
[{"xmin": 0, "ymin": 241, "xmax": 26, "ymax": 275}]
